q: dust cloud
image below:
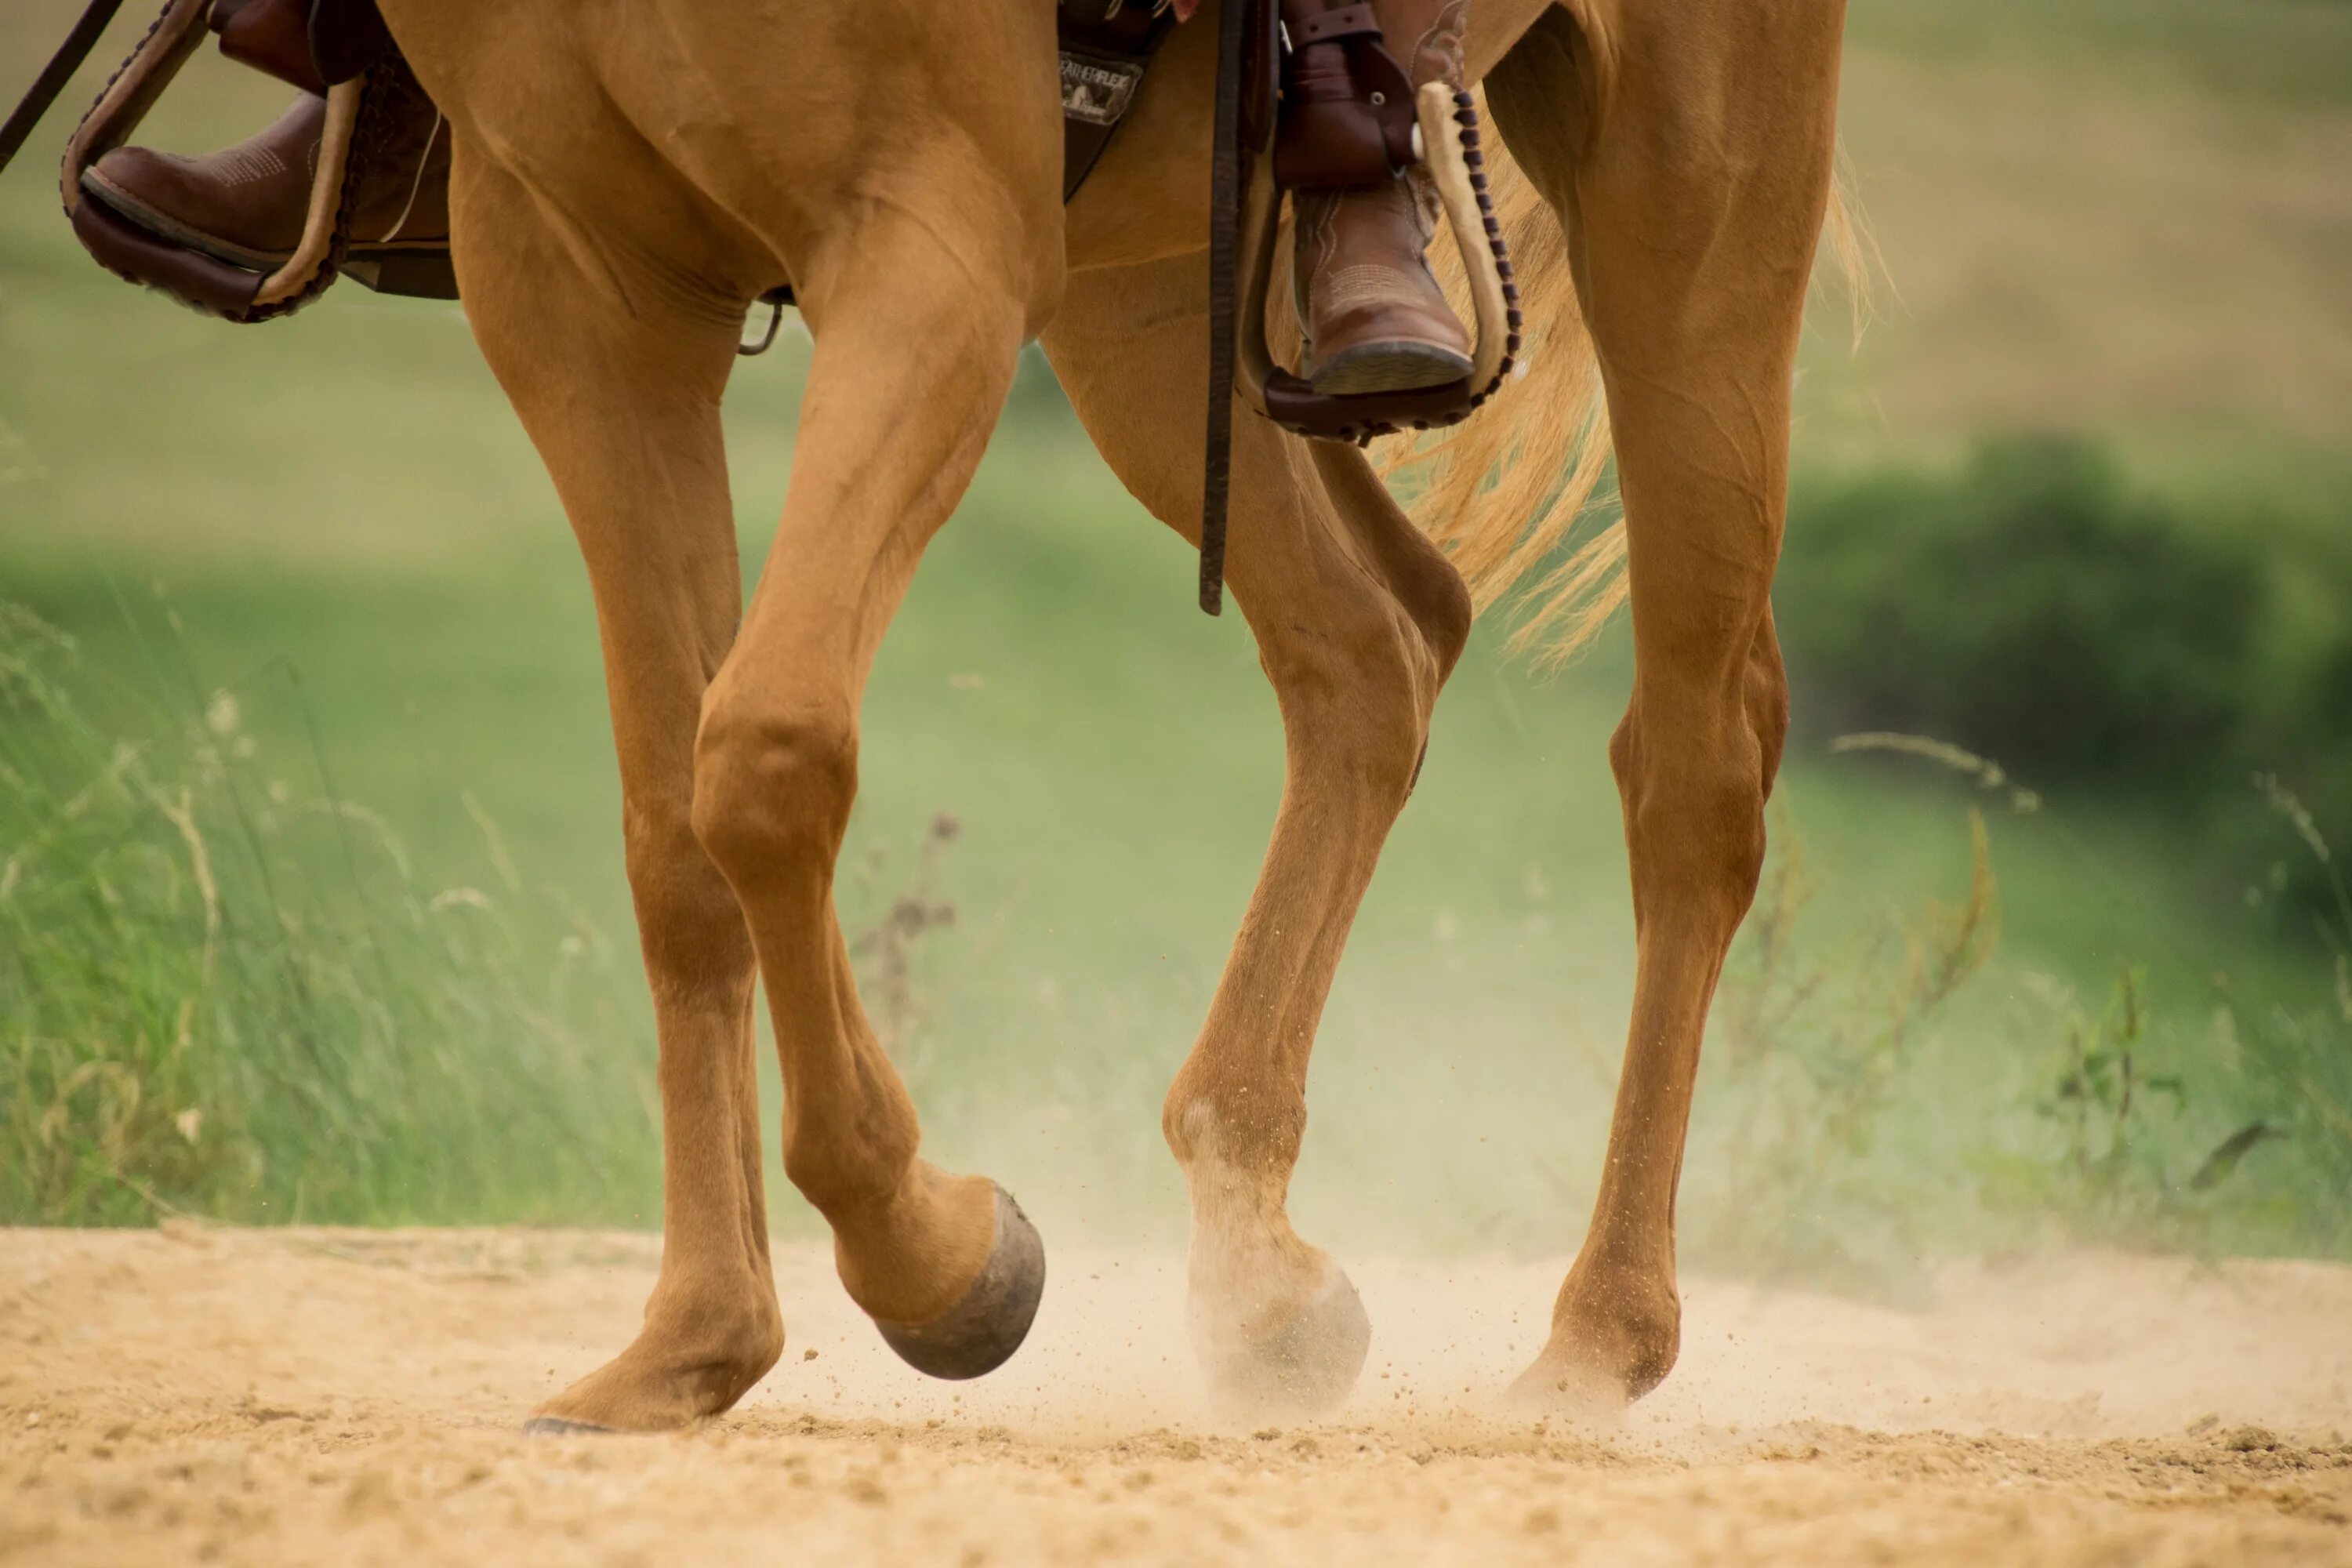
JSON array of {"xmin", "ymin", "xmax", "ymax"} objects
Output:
[{"xmin": 4, "ymin": 1226, "xmax": 2347, "ymax": 1565}]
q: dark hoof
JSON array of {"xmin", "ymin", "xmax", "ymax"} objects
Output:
[
  {"xmin": 873, "ymin": 1184, "xmax": 1046, "ymax": 1381},
  {"xmin": 1203, "ymin": 1269, "xmax": 1371, "ymax": 1418},
  {"xmin": 521, "ymin": 1417, "xmax": 614, "ymax": 1437}
]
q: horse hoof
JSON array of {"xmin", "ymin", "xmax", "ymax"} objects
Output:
[
  {"xmin": 521, "ymin": 1416, "xmax": 614, "ymax": 1437},
  {"xmin": 1202, "ymin": 1269, "xmax": 1371, "ymax": 1418},
  {"xmin": 873, "ymin": 1184, "xmax": 1046, "ymax": 1380}
]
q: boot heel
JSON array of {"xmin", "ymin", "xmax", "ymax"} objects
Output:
[{"xmin": 338, "ymin": 249, "xmax": 457, "ymax": 299}]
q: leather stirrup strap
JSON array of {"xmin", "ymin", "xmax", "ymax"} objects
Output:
[
  {"xmin": 1198, "ymin": 0, "xmax": 1254, "ymax": 617},
  {"xmin": 0, "ymin": 0, "xmax": 127, "ymax": 179}
]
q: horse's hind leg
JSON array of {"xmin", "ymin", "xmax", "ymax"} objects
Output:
[
  {"xmin": 1044, "ymin": 255, "xmax": 1472, "ymax": 1415},
  {"xmin": 450, "ymin": 157, "xmax": 782, "ymax": 1431},
  {"xmin": 1485, "ymin": 0, "xmax": 1844, "ymax": 1405}
]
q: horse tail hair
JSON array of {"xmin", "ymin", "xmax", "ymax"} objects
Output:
[
  {"xmin": 1387, "ymin": 82, "xmax": 1870, "ymax": 670},
  {"xmin": 1381, "ymin": 103, "xmax": 1617, "ymax": 670}
]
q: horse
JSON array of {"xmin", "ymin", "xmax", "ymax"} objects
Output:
[{"xmin": 354, "ymin": 0, "xmax": 1852, "ymax": 1429}]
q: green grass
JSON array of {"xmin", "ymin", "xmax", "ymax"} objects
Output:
[{"xmin": 0, "ymin": 602, "xmax": 663, "ymax": 1226}]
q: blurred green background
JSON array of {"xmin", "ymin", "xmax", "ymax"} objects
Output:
[{"xmin": 4, "ymin": 0, "xmax": 2349, "ymax": 1286}]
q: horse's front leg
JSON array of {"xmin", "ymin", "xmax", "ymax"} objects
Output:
[
  {"xmin": 450, "ymin": 152, "xmax": 782, "ymax": 1434},
  {"xmin": 691, "ymin": 198, "xmax": 1057, "ymax": 1377}
]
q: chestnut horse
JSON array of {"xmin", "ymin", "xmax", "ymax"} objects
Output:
[{"xmin": 369, "ymin": 0, "xmax": 1846, "ymax": 1426}]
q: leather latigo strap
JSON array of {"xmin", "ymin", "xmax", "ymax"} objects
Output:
[{"xmin": 1058, "ymin": 0, "xmax": 1179, "ymax": 200}]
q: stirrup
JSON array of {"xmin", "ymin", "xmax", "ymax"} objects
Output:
[
  {"xmin": 1198, "ymin": 0, "xmax": 1520, "ymax": 616},
  {"xmin": 1240, "ymin": 82, "xmax": 1521, "ymax": 447},
  {"xmin": 53, "ymin": 0, "xmax": 435, "ymax": 321}
]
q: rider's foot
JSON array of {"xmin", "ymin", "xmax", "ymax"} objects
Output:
[
  {"xmin": 1286, "ymin": 0, "xmax": 1475, "ymax": 397},
  {"xmin": 81, "ymin": 78, "xmax": 448, "ymax": 274},
  {"xmin": 1296, "ymin": 178, "xmax": 1474, "ymax": 395}
]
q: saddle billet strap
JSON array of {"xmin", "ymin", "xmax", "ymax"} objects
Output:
[{"xmin": 0, "ymin": 0, "xmax": 126, "ymax": 179}]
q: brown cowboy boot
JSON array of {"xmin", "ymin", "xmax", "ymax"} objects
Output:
[
  {"xmin": 80, "ymin": 67, "xmax": 448, "ymax": 285},
  {"xmin": 1292, "ymin": 0, "xmax": 1472, "ymax": 396}
]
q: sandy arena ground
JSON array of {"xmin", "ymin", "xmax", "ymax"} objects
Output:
[{"xmin": 2, "ymin": 1227, "xmax": 2348, "ymax": 1566}]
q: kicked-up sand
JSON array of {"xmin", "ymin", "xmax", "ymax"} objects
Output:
[{"xmin": 2, "ymin": 1225, "xmax": 2348, "ymax": 1566}]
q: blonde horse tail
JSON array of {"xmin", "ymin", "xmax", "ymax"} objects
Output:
[
  {"xmin": 1380, "ymin": 95, "xmax": 1617, "ymax": 670},
  {"xmin": 1386, "ymin": 62, "xmax": 1869, "ymax": 670}
]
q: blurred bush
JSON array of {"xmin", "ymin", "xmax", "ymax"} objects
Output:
[
  {"xmin": 1777, "ymin": 434, "xmax": 2352, "ymax": 906},
  {"xmin": 1778, "ymin": 436, "xmax": 2266, "ymax": 785}
]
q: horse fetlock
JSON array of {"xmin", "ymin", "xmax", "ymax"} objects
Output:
[
  {"xmin": 1516, "ymin": 1258, "xmax": 1682, "ymax": 1409},
  {"xmin": 827, "ymin": 1162, "xmax": 1003, "ymax": 1330},
  {"xmin": 529, "ymin": 1293, "xmax": 784, "ymax": 1432},
  {"xmin": 649, "ymin": 1279, "xmax": 786, "ymax": 1374},
  {"xmin": 779, "ymin": 1109, "xmax": 921, "ymax": 1225},
  {"xmin": 1173, "ymin": 1109, "xmax": 1367, "ymax": 1413},
  {"xmin": 1163, "ymin": 1077, "xmax": 1305, "ymax": 1171},
  {"xmin": 1186, "ymin": 1236, "xmax": 1370, "ymax": 1418},
  {"xmin": 873, "ymin": 1182, "xmax": 1047, "ymax": 1381}
]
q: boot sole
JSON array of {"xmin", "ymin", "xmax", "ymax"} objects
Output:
[
  {"xmin": 80, "ymin": 169, "xmax": 448, "ymax": 276},
  {"xmin": 1308, "ymin": 340, "xmax": 1475, "ymax": 397}
]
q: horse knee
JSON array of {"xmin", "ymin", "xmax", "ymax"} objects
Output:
[{"xmin": 689, "ymin": 695, "xmax": 858, "ymax": 896}]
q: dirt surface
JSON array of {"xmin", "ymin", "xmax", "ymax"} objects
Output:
[{"xmin": 2, "ymin": 1228, "xmax": 2349, "ymax": 1566}]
